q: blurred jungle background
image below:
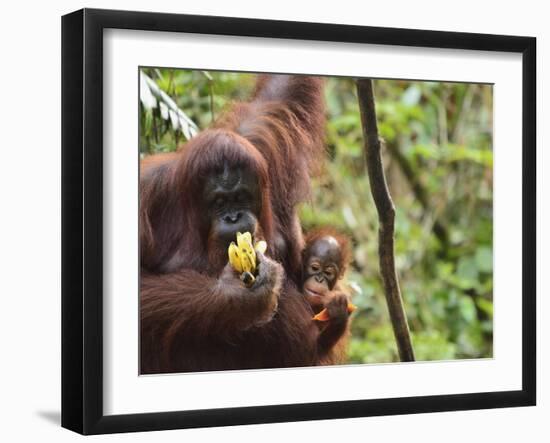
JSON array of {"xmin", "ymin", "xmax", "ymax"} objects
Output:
[{"xmin": 139, "ymin": 68, "xmax": 493, "ymax": 364}]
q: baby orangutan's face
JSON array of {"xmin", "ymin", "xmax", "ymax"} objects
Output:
[{"xmin": 302, "ymin": 236, "xmax": 342, "ymax": 308}]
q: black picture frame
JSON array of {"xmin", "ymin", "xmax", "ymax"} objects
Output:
[{"xmin": 61, "ymin": 8, "xmax": 536, "ymax": 435}]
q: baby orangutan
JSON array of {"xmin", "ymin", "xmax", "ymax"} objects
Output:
[{"xmin": 302, "ymin": 228, "xmax": 355, "ymax": 364}]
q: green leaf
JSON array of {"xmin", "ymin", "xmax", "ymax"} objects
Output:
[
  {"xmin": 456, "ymin": 256, "xmax": 479, "ymax": 285},
  {"xmin": 459, "ymin": 296, "xmax": 477, "ymax": 323},
  {"xmin": 476, "ymin": 298, "xmax": 493, "ymax": 318},
  {"xmin": 475, "ymin": 246, "xmax": 493, "ymax": 273}
]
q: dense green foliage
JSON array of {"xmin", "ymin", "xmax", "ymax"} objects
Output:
[{"xmin": 140, "ymin": 68, "xmax": 493, "ymax": 364}]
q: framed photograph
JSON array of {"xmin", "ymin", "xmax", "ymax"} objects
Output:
[{"xmin": 61, "ymin": 8, "xmax": 536, "ymax": 435}]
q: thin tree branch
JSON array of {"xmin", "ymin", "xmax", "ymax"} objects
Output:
[{"xmin": 356, "ymin": 78, "xmax": 415, "ymax": 362}]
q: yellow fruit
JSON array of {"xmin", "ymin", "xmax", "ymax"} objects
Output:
[
  {"xmin": 240, "ymin": 252, "xmax": 253, "ymax": 273},
  {"xmin": 227, "ymin": 232, "xmax": 267, "ymax": 288},
  {"xmin": 255, "ymin": 240, "xmax": 267, "ymax": 255},
  {"xmin": 238, "ymin": 231, "xmax": 252, "ymax": 245},
  {"xmin": 237, "ymin": 232, "xmax": 256, "ymax": 270},
  {"xmin": 228, "ymin": 242, "xmax": 243, "ymax": 273}
]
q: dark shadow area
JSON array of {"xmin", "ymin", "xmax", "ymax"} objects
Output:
[{"xmin": 36, "ymin": 410, "xmax": 61, "ymax": 426}]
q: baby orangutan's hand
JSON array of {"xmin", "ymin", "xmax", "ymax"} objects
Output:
[{"xmin": 312, "ymin": 292, "xmax": 357, "ymax": 322}]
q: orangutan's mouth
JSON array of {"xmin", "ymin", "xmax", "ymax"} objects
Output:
[{"xmin": 305, "ymin": 287, "xmax": 323, "ymax": 298}]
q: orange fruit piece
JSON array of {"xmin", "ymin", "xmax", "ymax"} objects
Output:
[
  {"xmin": 312, "ymin": 303, "xmax": 357, "ymax": 321},
  {"xmin": 312, "ymin": 309, "xmax": 330, "ymax": 322}
]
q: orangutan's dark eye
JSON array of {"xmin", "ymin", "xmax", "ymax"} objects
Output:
[{"xmin": 310, "ymin": 262, "xmax": 321, "ymax": 273}]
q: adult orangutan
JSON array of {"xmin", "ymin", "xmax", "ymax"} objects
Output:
[{"xmin": 139, "ymin": 74, "xmax": 351, "ymax": 373}]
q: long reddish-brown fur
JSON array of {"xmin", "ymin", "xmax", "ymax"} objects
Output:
[{"xmin": 140, "ymin": 74, "xmax": 330, "ymax": 374}]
